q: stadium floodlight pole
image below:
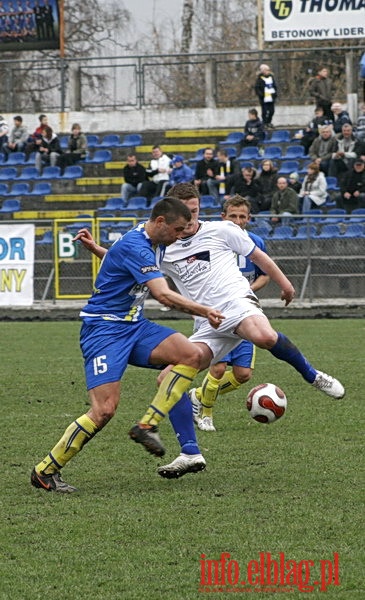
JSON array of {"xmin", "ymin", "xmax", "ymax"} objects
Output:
[{"xmin": 257, "ymin": 0, "xmax": 263, "ymax": 50}]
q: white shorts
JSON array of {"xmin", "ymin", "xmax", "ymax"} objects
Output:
[{"xmin": 189, "ymin": 295, "xmax": 264, "ymax": 363}]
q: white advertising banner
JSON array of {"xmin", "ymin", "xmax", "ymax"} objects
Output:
[
  {"xmin": 264, "ymin": 1, "xmax": 365, "ymax": 41},
  {"xmin": 0, "ymin": 224, "xmax": 35, "ymax": 306}
]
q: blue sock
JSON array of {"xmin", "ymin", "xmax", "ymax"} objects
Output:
[
  {"xmin": 269, "ymin": 332, "xmax": 317, "ymax": 383},
  {"xmin": 169, "ymin": 393, "xmax": 201, "ymax": 455}
]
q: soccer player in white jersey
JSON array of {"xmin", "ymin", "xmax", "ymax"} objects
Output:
[
  {"xmin": 76, "ymin": 183, "xmax": 345, "ymax": 479},
  {"xmin": 190, "ymin": 195, "xmax": 270, "ymax": 432}
]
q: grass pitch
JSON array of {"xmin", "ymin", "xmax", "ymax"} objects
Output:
[{"xmin": 0, "ymin": 319, "xmax": 363, "ymax": 600}]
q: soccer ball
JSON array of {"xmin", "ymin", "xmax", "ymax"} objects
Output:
[{"xmin": 246, "ymin": 383, "xmax": 287, "ymax": 423}]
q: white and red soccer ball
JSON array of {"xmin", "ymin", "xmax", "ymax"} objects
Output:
[{"xmin": 246, "ymin": 383, "xmax": 287, "ymax": 423}]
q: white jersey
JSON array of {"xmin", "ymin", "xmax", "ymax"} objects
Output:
[{"xmin": 162, "ymin": 220, "xmax": 256, "ymax": 309}]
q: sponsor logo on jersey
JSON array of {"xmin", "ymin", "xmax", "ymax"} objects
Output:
[{"xmin": 140, "ymin": 265, "xmax": 159, "ymax": 273}]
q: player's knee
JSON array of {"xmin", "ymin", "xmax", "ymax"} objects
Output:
[
  {"xmin": 210, "ymin": 363, "xmax": 226, "ymax": 379},
  {"xmin": 90, "ymin": 398, "xmax": 118, "ymax": 428},
  {"xmin": 233, "ymin": 367, "xmax": 252, "ymax": 384},
  {"xmin": 253, "ymin": 330, "xmax": 277, "ymax": 349}
]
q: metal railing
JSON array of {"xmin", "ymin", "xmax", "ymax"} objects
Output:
[{"xmin": 0, "ymin": 46, "xmax": 363, "ymax": 113}]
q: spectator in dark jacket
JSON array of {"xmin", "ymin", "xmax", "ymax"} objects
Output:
[
  {"xmin": 121, "ymin": 154, "xmax": 147, "ymax": 205},
  {"xmin": 241, "ymin": 108, "xmax": 265, "ymax": 147},
  {"xmin": 336, "ymin": 158, "xmax": 365, "ymax": 213},
  {"xmin": 256, "ymin": 159, "xmax": 278, "ymax": 211},
  {"xmin": 59, "ymin": 123, "xmax": 88, "ymax": 173},
  {"xmin": 225, "ymin": 166, "xmax": 262, "ymax": 213},
  {"xmin": 331, "ymin": 103, "xmax": 352, "ymax": 134},
  {"xmin": 194, "ymin": 147, "xmax": 219, "ymax": 195},
  {"xmin": 35, "ymin": 125, "xmax": 62, "ymax": 174},
  {"xmin": 309, "ymin": 67, "xmax": 335, "ymax": 119},
  {"xmin": 207, "ymin": 149, "xmax": 239, "ymax": 199}
]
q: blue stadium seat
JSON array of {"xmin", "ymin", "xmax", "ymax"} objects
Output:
[
  {"xmin": 225, "ymin": 147, "xmax": 237, "ymax": 159},
  {"xmin": 263, "ymin": 130, "xmax": 290, "ymax": 144},
  {"xmin": 30, "ymin": 182, "xmax": 52, "ymax": 195},
  {"xmin": 260, "ymin": 146, "xmax": 282, "ymax": 160},
  {"xmin": 316, "ymin": 224, "xmax": 342, "ymax": 238},
  {"xmin": 119, "ymin": 134, "xmax": 142, "ymax": 148},
  {"xmin": 97, "ymin": 197, "xmax": 125, "ymax": 212},
  {"xmin": 59, "ymin": 136, "xmax": 69, "ymax": 150},
  {"xmin": 0, "ymin": 183, "xmax": 9, "ymax": 195},
  {"xmin": 325, "ymin": 176, "xmax": 340, "ymax": 191},
  {"xmin": 301, "ymin": 208, "xmax": 323, "ymax": 222},
  {"xmin": 40, "ymin": 166, "xmax": 61, "ymax": 179},
  {"xmin": 325, "ymin": 208, "xmax": 346, "ymax": 223},
  {"xmin": 295, "ymin": 225, "xmax": 317, "ymax": 239},
  {"xmin": 85, "ymin": 149, "xmax": 112, "ymax": 163},
  {"xmin": 86, "ymin": 134, "xmax": 99, "ymax": 148},
  {"xmin": 349, "ymin": 208, "xmax": 365, "ymax": 222},
  {"xmin": 18, "ymin": 166, "xmax": 39, "ymax": 180},
  {"xmin": 282, "ymin": 145, "xmax": 306, "ymax": 159},
  {"xmin": 270, "ymin": 225, "xmax": 294, "ymax": 239},
  {"xmin": 150, "ymin": 196, "xmax": 162, "ymax": 207},
  {"xmin": 6, "ymin": 152, "xmax": 26, "ymax": 166},
  {"xmin": 26, "ymin": 152, "xmax": 36, "ymax": 165},
  {"xmin": 220, "ymin": 132, "xmax": 244, "ymax": 146},
  {"xmin": 9, "ymin": 182, "xmax": 30, "ymax": 196},
  {"xmin": 200, "ymin": 195, "xmax": 220, "ymax": 210},
  {"xmin": 0, "ymin": 153, "xmax": 5, "ymax": 164},
  {"xmin": 0, "ymin": 167, "xmax": 17, "ymax": 180},
  {"xmin": 188, "ymin": 148, "xmax": 205, "ymax": 164},
  {"xmin": 342, "ymin": 223, "xmax": 365, "ymax": 238},
  {"xmin": 0, "ymin": 198, "xmax": 21, "ymax": 212},
  {"xmin": 36, "ymin": 230, "xmax": 53, "ymax": 244},
  {"xmin": 62, "ymin": 165, "xmax": 84, "ymax": 179},
  {"xmin": 98, "ymin": 134, "xmax": 121, "ymax": 148},
  {"xmin": 121, "ymin": 196, "xmax": 148, "ymax": 211},
  {"xmin": 278, "ymin": 160, "xmax": 300, "ymax": 175},
  {"xmin": 236, "ymin": 147, "xmax": 261, "ymax": 161},
  {"xmin": 299, "ymin": 159, "xmax": 312, "ymax": 174},
  {"xmin": 251, "ymin": 226, "xmax": 271, "ymax": 239}
]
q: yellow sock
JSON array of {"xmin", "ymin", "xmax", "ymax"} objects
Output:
[
  {"xmin": 36, "ymin": 414, "xmax": 99, "ymax": 475},
  {"xmin": 218, "ymin": 370, "xmax": 242, "ymax": 396},
  {"xmin": 140, "ymin": 364, "xmax": 199, "ymax": 426},
  {"xmin": 200, "ymin": 372, "xmax": 221, "ymax": 418}
]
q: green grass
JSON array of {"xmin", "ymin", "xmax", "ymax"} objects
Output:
[{"xmin": 0, "ymin": 320, "xmax": 363, "ymax": 600}]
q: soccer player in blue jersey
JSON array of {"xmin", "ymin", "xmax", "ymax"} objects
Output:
[
  {"xmin": 31, "ymin": 197, "xmax": 224, "ymax": 493},
  {"xmin": 190, "ymin": 195, "xmax": 270, "ymax": 432}
]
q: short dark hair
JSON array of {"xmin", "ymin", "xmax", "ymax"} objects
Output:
[
  {"xmin": 14, "ymin": 115, "xmax": 22, "ymax": 122},
  {"xmin": 248, "ymin": 108, "xmax": 258, "ymax": 118},
  {"xmin": 150, "ymin": 196, "xmax": 191, "ymax": 224},
  {"xmin": 167, "ymin": 182, "xmax": 201, "ymax": 201},
  {"xmin": 39, "ymin": 114, "xmax": 47, "ymax": 121},
  {"xmin": 222, "ymin": 195, "xmax": 251, "ymax": 214}
]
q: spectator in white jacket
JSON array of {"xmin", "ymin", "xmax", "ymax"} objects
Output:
[
  {"xmin": 140, "ymin": 145, "xmax": 171, "ymax": 203},
  {"xmin": 299, "ymin": 162, "xmax": 328, "ymax": 213}
]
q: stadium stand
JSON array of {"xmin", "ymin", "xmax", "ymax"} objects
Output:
[
  {"xmin": 0, "ymin": 167, "xmax": 17, "ymax": 180},
  {"xmin": 18, "ymin": 167, "xmax": 39, "ymax": 180},
  {"xmin": 220, "ymin": 132, "xmax": 245, "ymax": 146},
  {"xmin": 0, "ymin": 198, "xmax": 21, "ymax": 212},
  {"xmin": 40, "ymin": 166, "xmax": 61, "ymax": 179},
  {"xmin": 119, "ymin": 134, "xmax": 143, "ymax": 148}
]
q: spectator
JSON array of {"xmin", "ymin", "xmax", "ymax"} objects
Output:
[
  {"xmin": 256, "ymin": 159, "xmax": 278, "ymax": 211},
  {"xmin": 331, "ymin": 102, "xmax": 352, "ymax": 134},
  {"xmin": 336, "ymin": 158, "xmax": 365, "ymax": 213},
  {"xmin": 194, "ymin": 147, "xmax": 219, "ymax": 195},
  {"xmin": 35, "ymin": 125, "xmax": 62, "ymax": 174},
  {"xmin": 168, "ymin": 155, "xmax": 194, "ymax": 188},
  {"xmin": 299, "ymin": 106, "xmax": 333, "ymax": 154},
  {"xmin": 254, "ymin": 64, "xmax": 277, "ymax": 129},
  {"xmin": 328, "ymin": 123, "xmax": 357, "ymax": 180},
  {"xmin": 299, "ymin": 163, "xmax": 327, "ymax": 214},
  {"xmin": 2, "ymin": 115, "xmax": 28, "ymax": 158},
  {"xmin": 288, "ymin": 172, "xmax": 302, "ymax": 194},
  {"xmin": 309, "ymin": 67, "xmax": 335, "ymax": 119},
  {"xmin": 207, "ymin": 149, "xmax": 239, "ymax": 200},
  {"xmin": 140, "ymin": 145, "xmax": 171, "ymax": 202},
  {"xmin": 309, "ymin": 125, "xmax": 338, "ymax": 176},
  {"xmin": 225, "ymin": 166, "xmax": 262, "ymax": 213},
  {"xmin": 120, "ymin": 154, "xmax": 147, "ymax": 206},
  {"xmin": 59, "ymin": 123, "xmax": 88, "ymax": 173},
  {"xmin": 270, "ymin": 176, "xmax": 299, "ymax": 224},
  {"xmin": 0, "ymin": 115, "xmax": 9, "ymax": 148},
  {"xmin": 241, "ymin": 108, "xmax": 265, "ymax": 147},
  {"xmin": 355, "ymin": 103, "xmax": 365, "ymax": 141},
  {"xmin": 25, "ymin": 113, "xmax": 48, "ymax": 157}
]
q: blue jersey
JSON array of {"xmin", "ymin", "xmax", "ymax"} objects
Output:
[
  {"xmin": 80, "ymin": 223, "xmax": 165, "ymax": 322},
  {"xmin": 237, "ymin": 231, "xmax": 267, "ymax": 286}
]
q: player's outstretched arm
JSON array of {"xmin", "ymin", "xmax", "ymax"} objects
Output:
[
  {"xmin": 72, "ymin": 228, "xmax": 107, "ymax": 260},
  {"xmin": 250, "ymin": 247, "xmax": 295, "ymax": 306},
  {"xmin": 147, "ymin": 277, "xmax": 225, "ymax": 329}
]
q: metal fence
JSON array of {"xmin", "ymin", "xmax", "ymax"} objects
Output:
[
  {"xmin": 30, "ymin": 216, "xmax": 365, "ymax": 304},
  {"xmin": 0, "ymin": 46, "xmax": 363, "ymax": 113}
]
